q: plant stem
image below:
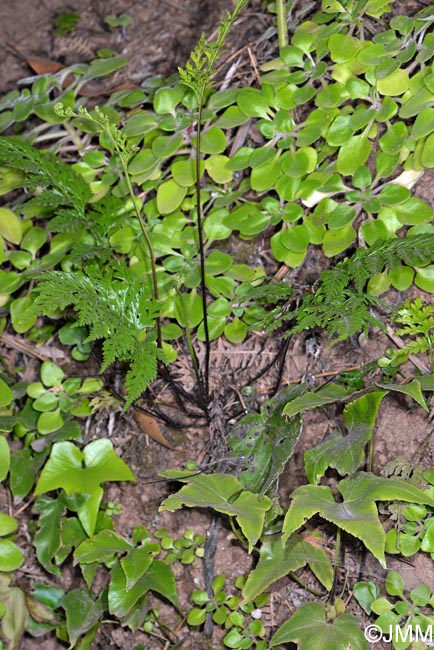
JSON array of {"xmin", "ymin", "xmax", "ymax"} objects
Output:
[
  {"xmin": 116, "ymin": 145, "xmax": 162, "ymax": 348},
  {"xmin": 276, "ymin": 0, "xmax": 289, "ymax": 49},
  {"xmin": 176, "ymin": 286, "xmax": 203, "ymax": 392},
  {"xmin": 329, "ymin": 527, "xmax": 341, "ymax": 603},
  {"xmin": 195, "ymin": 99, "xmax": 210, "ymax": 401}
]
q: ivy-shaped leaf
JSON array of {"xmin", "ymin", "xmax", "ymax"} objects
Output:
[
  {"xmin": 242, "ymin": 534, "xmax": 333, "ymax": 604},
  {"xmin": 34, "ymin": 440, "xmax": 134, "ymax": 536},
  {"xmin": 270, "ymin": 602, "xmax": 368, "ymax": 649},
  {"xmin": 108, "ymin": 558, "xmax": 177, "ymax": 618},
  {"xmin": 159, "ymin": 472, "xmax": 271, "ymax": 552},
  {"xmin": 229, "ymin": 385, "xmax": 303, "ymax": 496},
  {"xmin": 282, "ymin": 472, "xmax": 434, "ymax": 566},
  {"xmin": 376, "ymin": 379, "xmax": 428, "ymax": 412},
  {"xmin": 304, "ymin": 391, "xmax": 386, "ymax": 483},
  {"xmin": 73, "ymin": 530, "xmax": 133, "ymax": 565}
]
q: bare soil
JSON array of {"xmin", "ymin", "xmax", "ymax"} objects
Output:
[{"xmin": 1, "ymin": 1, "xmax": 434, "ymax": 649}]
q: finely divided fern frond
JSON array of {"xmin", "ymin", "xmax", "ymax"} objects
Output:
[
  {"xmin": 260, "ymin": 234, "xmax": 434, "ymax": 342},
  {"xmin": 293, "ymin": 234, "xmax": 434, "ymax": 341},
  {"xmin": 32, "ymin": 271, "xmax": 162, "ymax": 407},
  {"xmin": 0, "ymin": 136, "xmax": 90, "ymax": 217}
]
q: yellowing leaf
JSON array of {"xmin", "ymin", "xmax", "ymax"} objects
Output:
[
  {"xmin": 205, "ymin": 155, "xmax": 233, "ymax": 183},
  {"xmin": 377, "ymin": 69, "xmax": 409, "ymax": 96},
  {"xmin": 156, "ymin": 179, "xmax": 187, "ymax": 215},
  {"xmin": 0, "ymin": 207, "xmax": 22, "ymax": 245}
]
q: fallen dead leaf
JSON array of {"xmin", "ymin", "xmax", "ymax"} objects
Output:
[{"xmin": 134, "ymin": 410, "xmax": 175, "ymax": 449}]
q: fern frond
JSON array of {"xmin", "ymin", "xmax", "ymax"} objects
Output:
[
  {"xmin": 179, "ymin": 0, "xmax": 248, "ymax": 98},
  {"xmin": 33, "ymin": 271, "xmax": 160, "ymax": 405},
  {"xmin": 254, "ymin": 235, "xmax": 434, "ymax": 342},
  {"xmin": 0, "ymin": 136, "xmax": 90, "ymax": 216},
  {"xmin": 124, "ymin": 343, "xmax": 162, "ymax": 408}
]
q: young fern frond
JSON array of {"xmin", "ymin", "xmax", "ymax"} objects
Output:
[
  {"xmin": 32, "ymin": 270, "xmax": 163, "ymax": 407},
  {"xmin": 179, "ymin": 0, "xmax": 248, "ymax": 101}
]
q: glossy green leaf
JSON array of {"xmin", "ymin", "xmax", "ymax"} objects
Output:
[
  {"xmin": 10, "ymin": 449, "xmax": 46, "ymax": 500},
  {"xmin": 10, "ymin": 295, "xmax": 37, "ymax": 333},
  {"xmin": 378, "ymin": 121, "xmax": 407, "ymax": 156},
  {"xmin": 322, "ymin": 223, "xmax": 355, "ymax": 257},
  {"xmin": 74, "ymin": 530, "xmax": 133, "ymax": 565},
  {"xmin": 84, "ymin": 56, "xmax": 127, "ymax": 80},
  {"xmin": 400, "ymin": 87, "xmax": 434, "ymax": 119},
  {"xmin": 0, "ymin": 538, "xmax": 23, "ymax": 571},
  {"xmin": 328, "ymin": 33, "xmax": 360, "ymax": 63},
  {"xmin": 159, "ymin": 473, "xmax": 271, "ymax": 552},
  {"xmin": 205, "ymin": 251, "xmax": 233, "ymax": 275},
  {"xmin": 0, "ymin": 513, "xmax": 17, "ymax": 537},
  {"xmin": 376, "ymin": 379, "xmax": 428, "ymax": 411},
  {"xmin": 282, "ymin": 472, "xmax": 434, "ymax": 566},
  {"xmin": 251, "ymin": 156, "xmax": 281, "ymax": 191},
  {"xmin": 283, "ymin": 384, "xmax": 350, "ymax": 418},
  {"xmin": 121, "ymin": 543, "xmax": 160, "ymax": 590},
  {"xmin": 214, "ymin": 105, "xmax": 250, "ymax": 128},
  {"xmin": 0, "ymin": 377, "xmax": 13, "ymax": 408},
  {"xmin": 237, "ymin": 88, "xmax": 270, "ymax": 118},
  {"xmin": 280, "ymin": 224, "xmax": 310, "ymax": 252},
  {"xmin": 385, "ymin": 570, "xmax": 405, "ymax": 597},
  {"xmin": 271, "ymin": 603, "xmax": 367, "ymax": 649},
  {"xmin": 156, "ymin": 179, "xmax": 187, "ymax": 215},
  {"xmin": 388, "ymin": 264, "xmax": 414, "ymax": 290},
  {"xmin": 224, "ymin": 318, "xmax": 247, "ymax": 344},
  {"xmin": 304, "ymin": 392, "xmax": 386, "ymax": 483},
  {"xmin": 197, "ymin": 127, "xmax": 227, "ymax": 154},
  {"xmin": 34, "ymin": 440, "xmax": 134, "ymax": 536},
  {"xmin": 171, "ymin": 159, "xmax": 204, "ymax": 186},
  {"xmin": 33, "ymin": 495, "xmax": 65, "ymax": 575},
  {"xmin": 0, "ymin": 435, "xmax": 10, "ymax": 481},
  {"xmin": 37, "ymin": 409, "xmax": 64, "ymax": 435},
  {"xmin": 40, "ymin": 361, "xmax": 65, "ymax": 388},
  {"xmin": 188, "ymin": 608, "xmax": 207, "ymax": 626},
  {"xmin": 421, "ymin": 132, "xmax": 434, "ymax": 167},
  {"xmin": 415, "ymin": 265, "xmax": 434, "ymax": 292},
  {"xmin": 109, "ymin": 558, "xmax": 177, "ymax": 617},
  {"xmin": 336, "ymin": 134, "xmax": 371, "ymax": 175},
  {"xmin": 366, "ymin": 270, "xmax": 390, "ymax": 296},
  {"xmin": 153, "ymin": 86, "xmax": 184, "ymax": 114},
  {"xmin": 152, "ymin": 133, "xmax": 183, "ymax": 159},
  {"xmin": 353, "ymin": 581, "xmax": 379, "ymax": 615},
  {"xmin": 393, "ymin": 197, "xmax": 432, "ymax": 225},
  {"xmin": 128, "ymin": 149, "xmax": 157, "ymax": 175},
  {"xmin": 242, "ymin": 535, "xmax": 332, "ymax": 604},
  {"xmin": 411, "ymin": 107, "xmax": 434, "ymax": 140}
]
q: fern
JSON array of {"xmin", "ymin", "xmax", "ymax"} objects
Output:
[
  {"xmin": 0, "ymin": 136, "xmax": 90, "ymax": 217},
  {"xmin": 294, "ymin": 234, "xmax": 434, "ymax": 341},
  {"xmin": 257, "ymin": 235, "xmax": 434, "ymax": 342},
  {"xmin": 32, "ymin": 269, "xmax": 163, "ymax": 407},
  {"xmin": 179, "ymin": 0, "xmax": 248, "ymax": 100},
  {"xmin": 379, "ymin": 297, "xmax": 434, "ymax": 370}
]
